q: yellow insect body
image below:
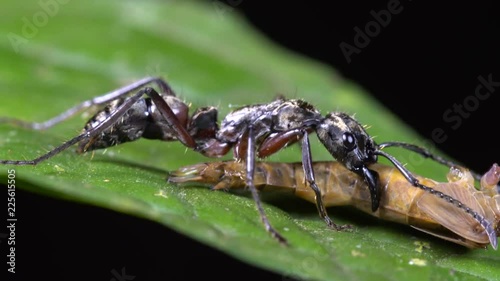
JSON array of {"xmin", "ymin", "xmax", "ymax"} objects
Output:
[{"xmin": 169, "ymin": 161, "xmax": 500, "ymax": 249}]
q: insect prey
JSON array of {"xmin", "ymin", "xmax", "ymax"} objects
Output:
[
  {"xmin": 169, "ymin": 160, "xmax": 500, "ymax": 249},
  {"xmin": 0, "ymin": 77, "xmax": 495, "ymax": 246}
]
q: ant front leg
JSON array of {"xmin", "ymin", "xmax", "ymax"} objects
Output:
[
  {"xmin": 0, "ymin": 77, "xmax": 172, "ymax": 130},
  {"xmin": 245, "ymin": 125, "xmax": 288, "ymax": 245},
  {"xmin": 301, "ymin": 131, "xmax": 351, "ymax": 231},
  {"xmin": 1, "ymin": 87, "xmax": 195, "ymax": 165},
  {"xmin": 259, "ymin": 129, "xmax": 349, "ymax": 230}
]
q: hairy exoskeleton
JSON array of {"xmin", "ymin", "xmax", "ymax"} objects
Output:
[
  {"xmin": 169, "ymin": 161, "xmax": 500, "ymax": 249},
  {"xmin": 0, "ymin": 77, "xmax": 496, "ymax": 247}
]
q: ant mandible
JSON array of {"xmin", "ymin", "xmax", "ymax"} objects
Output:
[{"xmin": 0, "ymin": 77, "xmax": 496, "ymax": 247}]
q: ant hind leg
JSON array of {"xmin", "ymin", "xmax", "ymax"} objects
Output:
[
  {"xmin": 0, "ymin": 77, "xmax": 174, "ymax": 130},
  {"xmin": 0, "ymin": 86, "xmax": 195, "ymax": 165}
]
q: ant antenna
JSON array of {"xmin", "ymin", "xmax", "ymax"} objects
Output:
[{"xmin": 375, "ymin": 149, "xmax": 497, "ymax": 249}]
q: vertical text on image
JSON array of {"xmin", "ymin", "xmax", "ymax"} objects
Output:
[{"xmin": 7, "ymin": 169, "xmax": 16, "ymax": 274}]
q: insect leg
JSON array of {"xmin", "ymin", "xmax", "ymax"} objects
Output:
[
  {"xmin": 301, "ymin": 130, "xmax": 351, "ymax": 230},
  {"xmin": 378, "ymin": 141, "xmax": 483, "ymax": 181},
  {"xmin": 0, "ymin": 77, "xmax": 172, "ymax": 130},
  {"xmin": 246, "ymin": 125, "xmax": 288, "ymax": 245},
  {"xmin": 359, "ymin": 166, "xmax": 381, "ymax": 212},
  {"xmin": 1, "ymin": 87, "xmax": 195, "ymax": 165},
  {"xmin": 376, "ymin": 149, "xmax": 498, "ymax": 249}
]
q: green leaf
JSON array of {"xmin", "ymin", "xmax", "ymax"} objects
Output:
[{"xmin": 0, "ymin": 1, "xmax": 498, "ymax": 280}]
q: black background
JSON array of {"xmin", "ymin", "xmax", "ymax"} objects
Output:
[
  {"xmin": 5, "ymin": 1, "xmax": 500, "ymax": 280},
  {"xmin": 238, "ymin": 1, "xmax": 499, "ymax": 174}
]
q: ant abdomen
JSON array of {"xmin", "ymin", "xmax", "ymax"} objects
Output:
[
  {"xmin": 77, "ymin": 98, "xmax": 149, "ymax": 153},
  {"xmin": 78, "ymin": 95, "xmax": 191, "ymax": 153}
]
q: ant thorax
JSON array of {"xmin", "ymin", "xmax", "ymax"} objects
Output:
[{"xmin": 216, "ymin": 99, "xmax": 321, "ymax": 144}]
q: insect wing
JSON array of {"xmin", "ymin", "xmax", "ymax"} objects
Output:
[{"xmin": 417, "ymin": 181, "xmax": 490, "ymax": 245}]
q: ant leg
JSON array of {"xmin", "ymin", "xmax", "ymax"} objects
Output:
[
  {"xmin": 0, "ymin": 77, "xmax": 173, "ymax": 130},
  {"xmin": 246, "ymin": 125, "xmax": 288, "ymax": 245},
  {"xmin": 257, "ymin": 129, "xmax": 358, "ymax": 219},
  {"xmin": 1, "ymin": 87, "xmax": 195, "ymax": 165},
  {"xmin": 301, "ymin": 131, "xmax": 350, "ymax": 230},
  {"xmin": 147, "ymin": 89, "xmax": 195, "ymax": 148},
  {"xmin": 378, "ymin": 141, "xmax": 484, "ymax": 181},
  {"xmin": 376, "ymin": 149, "xmax": 498, "ymax": 249}
]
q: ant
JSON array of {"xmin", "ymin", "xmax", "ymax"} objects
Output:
[{"xmin": 0, "ymin": 77, "xmax": 496, "ymax": 247}]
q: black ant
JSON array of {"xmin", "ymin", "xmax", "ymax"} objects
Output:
[{"xmin": 0, "ymin": 77, "xmax": 496, "ymax": 247}]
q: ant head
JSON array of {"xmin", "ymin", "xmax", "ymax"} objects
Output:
[{"xmin": 316, "ymin": 112, "xmax": 377, "ymax": 171}]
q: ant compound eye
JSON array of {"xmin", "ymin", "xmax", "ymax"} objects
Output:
[{"xmin": 342, "ymin": 132, "xmax": 356, "ymax": 151}]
